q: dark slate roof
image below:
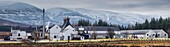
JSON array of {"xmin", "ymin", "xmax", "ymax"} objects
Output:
[
  {"xmin": 61, "ymin": 21, "xmax": 72, "ymax": 29},
  {"xmin": 74, "ymin": 26, "xmax": 120, "ymax": 31},
  {"xmin": 61, "ymin": 17, "xmax": 73, "ymax": 29}
]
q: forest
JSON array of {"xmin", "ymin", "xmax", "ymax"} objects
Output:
[
  {"xmin": 77, "ymin": 17, "xmax": 170, "ymax": 31},
  {"xmin": 119, "ymin": 17, "xmax": 170, "ymax": 30}
]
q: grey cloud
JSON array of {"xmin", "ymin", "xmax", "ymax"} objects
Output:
[{"xmin": 0, "ymin": 0, "xmax": 170, "ymax": 15}]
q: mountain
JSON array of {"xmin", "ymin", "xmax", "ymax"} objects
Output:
[
  {"xmin": 0, "ymin": 1, "xmax": 162, "ymax": 26},
  {"xmin": 0, "ymin": 1, "xmax": 53, "ymax": 25},
  {"xmin": 0, "ymin": 18, "xmax": 29, "ymax": 27},
  {"xmin": 47, "ymin": 8, "xmax": 96, "ymax": 25},
  {"xmin": 47, "ymin": 8, "xmax": 159, "ymax": 26}
]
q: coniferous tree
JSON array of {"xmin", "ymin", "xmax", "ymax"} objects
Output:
[
  {"xmin": 97, "ymin": 19, "xmax": 108, "ymax": 26},
  {"xmin": 78, "ymin": 19, "xmax": 91, "ymax": 26},
  {"xmin": 93, "ymin": 21, "xmax": 98, "ymax": 26},
  {"xmin": 158, "ymin": 17, "xmax": 163, "ymax": 29},
  {"xmin": 128, "ymin": 17, "xmax": 170, "ymax": 31},
  {"xmin": 143, "ymin": 19, "xmax": 150, "ymax": 29},
  {"xmin": 150, "ymin": 18, "xmax": 156, "ymax": 29}
]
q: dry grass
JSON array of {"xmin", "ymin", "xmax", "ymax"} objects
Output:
[{"xmin": 0, "ymin": 40, "xmax": 170, "ymax": 47}]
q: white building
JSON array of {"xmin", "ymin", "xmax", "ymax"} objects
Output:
[
  {"xmin": 49, "ymin": 24, "xmax": 61, "ymax": 40},
  {"xmin": 62, "ymin": 25, "xmax": 77, "ymax": 40},
  {"xmin": 152, "ymin": 30, "xmax": 168, "ymax": 38},
  {"xmin": 48, "ymin": 17, "xmax": 78, "ymax": 40},
  {"xmin": 74, "ymin": 26, "xmax": 120, "ymax": 39},
  {"xmin": 10, "ymin": 30, "xmax": 28, "ymax": 40},
  {"xmin": 114, "ymin": 29, "xmax": 168, "ymax": 38},
  {"xmin": 59, "ymin": 17, "xmax": 79, "ymax": 40},
  {"xmin": 62, "ymin": 25, "xmax": 76, "ymax": 40}
]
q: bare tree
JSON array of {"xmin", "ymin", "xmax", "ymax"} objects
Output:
[
  {"xmin": 32, "ymin": 27, "xmax": 40, "ymax": 43},
  {"xmin": 92, "ymin": 30, "xmax": 97, "ymax": 39},
  {"xmin": 107, "ymin": 28, "xmax": 115, "ymax": 39}
]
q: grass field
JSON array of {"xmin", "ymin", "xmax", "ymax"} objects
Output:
[{"xmin": 0, "ymin": 38, "xmax": 170, "ymax": 47}]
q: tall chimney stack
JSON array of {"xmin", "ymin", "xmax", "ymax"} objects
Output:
[{"xmin": 42, "ymin": 9, "xmax": 45, "ymax": 38}]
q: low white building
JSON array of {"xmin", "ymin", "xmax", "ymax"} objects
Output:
[
  {"xmin": 114, "ymin": 29, "xmax": 168, "ymax": 38},
  {"xmin": 152, "ymin": 30, "xmax": 168, "ymax": 38},
  {"xmin": 10, "ymin": 30, "xmax": 28, "ymax": 40},
  {"xmin": 74, "ymin": 26, "xmax": 120, "ymax": 39}
]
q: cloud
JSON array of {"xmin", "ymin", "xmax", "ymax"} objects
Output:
[{"xmin": 0, "ymin": 0, "xmax": 170, "ymax": 16}]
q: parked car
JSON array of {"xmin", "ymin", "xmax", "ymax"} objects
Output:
[{"xmin": 4, "ymin": 36, "xmax": 10, "ymax": 40}]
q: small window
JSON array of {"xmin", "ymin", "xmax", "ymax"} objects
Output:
[
  {"xmin": 54, "ymin": 36, "xmax": 57, "ymax": 38},
  {"xmin": 147, "ymin": 34, "xmax": 149, "ymax": 36},
  {"xmin": 18, "ymin": 33, "xmax": 20, "ymax": 36},
  {"xmin": 73, "ymin": 30, "xmax": 74, "ymax": 31},
  {"xmin": 56, "ymin": 27, "xmax": 58, "ymax": 28},
  {"xmin": 165, "ymin": 34, "xmax": 166, "ymax": 36},
  {"xmin": 17, "ymin": 38, "xmax": 22, "ymax": 39},
  {"xmin": 153, "ymin": 34, "xmax": 155, "ymax": 36}
]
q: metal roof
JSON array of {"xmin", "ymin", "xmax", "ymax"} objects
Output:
[
  {"xmin": 115, "ymin": 29, "xmax": 164, "ymax": 35},
  {"xmin": 152, "ymin": 29, "xmax": 164, "ymax": 33},
  {"xmin": 74, "ymin": 26, "xmax": 120, "ymax": 31},
  {"xmin": 119, "ymin": 30, "xmax": 151, "ymax": 34}
]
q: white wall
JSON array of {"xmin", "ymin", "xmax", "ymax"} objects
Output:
[
  {"xmin": 136, "ymin": 35, "xmax": 145, "ymax": 38},
  {"xmin": 10, "ymin": 30, "xmax": 27, "ymax": 40},
  {"xmin": 49, "ymin": 25, "xmax": 61, "ymax": 40},
  {"xmin": 88, "ymin": 31, "xmax": 108, "ymax": 34},
  {"xmin": 156, "ymin": 30, "xmax": 168, "ymax": 38},
  {"xmin": 96, "ymin": 35, "xmax": 107, "ymax": 38},
  {"xmin": 50, "ymin": 33, "xmax": 60, "ymax": 40},
  {"xmin": 87, "ymin": 31, "xmax": 108, "ymax": 38},
  {"xmin": 145, "ymin": 30, "xmax": 156, "ymax": 38},
  {"xmin": 63, "ymin": 25, "xmax": 75, "ymax": 40}
]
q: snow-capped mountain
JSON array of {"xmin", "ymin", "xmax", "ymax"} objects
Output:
[
  {"xmin": 0, "ymin": 18, "xmax": 29, "ymax": 27},
  {"xmin": 0, "ymin": 1, "xmax": 162, "ymax": 26},
  {"xmin": 0, "ymin": 1, "xmax": 53, "ymax": 25},
  {"xmin": 47, "ymin": 8, "xmax": 158, "ymax": 26}
]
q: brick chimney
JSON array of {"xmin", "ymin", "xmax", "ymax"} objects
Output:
[{"xmin": 62, "ymin": 17, "xmax": 72, "ymax": 28}]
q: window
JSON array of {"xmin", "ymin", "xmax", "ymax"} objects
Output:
[
  {"xmin": 165, "ymin": 34, "xmax": 166, "ymax": 36},
  {"xmin": 17, "ymin": 38, "xmax": 22, "ymax": 39},
  {"xmin": 156, "ymin": 34, "xmax": 160, "ymax": 37},
  {"xmin": 153, "ymin": 34, "xmax": 155, "ymax": 36},
  {"xmin": 54, "ymin": 36, "xmax": 57, "ymax": 38},
  {"xmin": 147, "ymin": 34, "xmax": 149, "ymax": 36},
  {"xmin": 18, "ymin": 33, "xmax": 20, "ymax": 36},
  {"xmin": 56, "ymin": 27, "xmax": 58, "ymax": 28}
]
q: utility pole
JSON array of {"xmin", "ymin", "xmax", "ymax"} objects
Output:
[{"xmin": 42, "ymin": 9, "xmax": 45, "ymax": 38}]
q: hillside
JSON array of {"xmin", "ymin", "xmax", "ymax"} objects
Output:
[{"xmin": 0, "ymin": 1, "xmax": 163, "ymax": 26}]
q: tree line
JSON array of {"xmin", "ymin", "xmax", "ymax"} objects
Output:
[
  {"xmin": 77, "ymin": 17, "xmax": 170, "ymax": 31},
  {"xmin": 77, "ymin": 19, "xmax": 116, "ymax": 39},
  {"xmin": 119, "ymin": 17, "xmax": 170, "ymax": 30},
  {"xmin": 77, "ymin": 19, "xmax": 117, "ymax": 27}
]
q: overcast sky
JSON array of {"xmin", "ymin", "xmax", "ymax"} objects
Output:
[{"xmin": 0, "ymin": 0, "xmax": 170, "ymax": 16}]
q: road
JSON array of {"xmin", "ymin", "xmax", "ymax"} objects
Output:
[{"xmin": 0, "ymin": 38, "xmax": 170, "ymax": 43}]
